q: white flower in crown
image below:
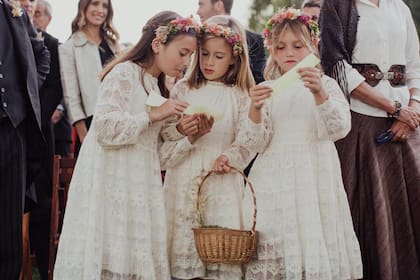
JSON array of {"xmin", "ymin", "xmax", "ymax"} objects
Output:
[{"xmin": 10, "ymin": 0, "xmax": 23, "ymax": 17}]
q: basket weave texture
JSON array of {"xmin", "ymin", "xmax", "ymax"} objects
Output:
[{"xmin": 192, "ymin": 167, "xmax": 258, "ymax": 264}]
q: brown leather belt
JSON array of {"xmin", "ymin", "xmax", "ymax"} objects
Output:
[{"xmin": 352, "ymin": 64, "xmax": 406, "ymax": 87}]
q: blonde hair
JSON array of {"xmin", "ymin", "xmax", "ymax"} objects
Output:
[
  {"xmin": 186, "ymin": 15, "xmax": 255, "ymax": 91},
  {"xmin": 264, "ymin": 19, "xmax": 319, "ymax": 80}
]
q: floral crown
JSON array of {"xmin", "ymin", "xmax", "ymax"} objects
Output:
[
  {"xmin": 200, "ymin": 23, "xmax": 243, "ymax": 56},
  {"xmin": 155, "ymin": 16, "xmax": 200, "ymax": 44},
  {"xmin": 262, "ymin": 7, "xmax": 320, "ymax": 49}
]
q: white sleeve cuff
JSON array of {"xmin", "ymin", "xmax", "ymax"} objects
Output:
[{"xmin": 343, "ymin": 62, "xmax": 366, "ymax": 93}]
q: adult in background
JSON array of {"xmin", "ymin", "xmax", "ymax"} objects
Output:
[
  {"xmin": 320, "ymin": 0, "xmax": 420, "ymax": 279},
  {"xmin": 0, "ymin": 0, "xmax": 50, "ymax": 278},
  {"xmin": 301, "ymin": 0, "xmax": 321, "ymax": 22},
  {"xmin": 197, "ymin": 0, "xmax": 266, "ymax": 84},
  {"xmin": 21, "ymin": 0, "xmax": 71, "ymax": 279},
  {"xmin": 34, "ymin": 0, "xmax": 72, "ymax": 158},
  {"xmin": 60, "ymin": 0, "xmax": 119, "ymax": 158}
]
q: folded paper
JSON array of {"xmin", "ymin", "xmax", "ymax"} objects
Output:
[
  {"xmin": 271, "ymin": 53, "xmax": 320, "ymax": 96},
  {"xmin": 184, "ymin": 105, "xmax": 223, "ymax": 122},
  {"xmin": 145, "ymin": 90, "xmax": 167, "ymax": 107}
]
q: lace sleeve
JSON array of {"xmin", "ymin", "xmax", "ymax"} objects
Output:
[
  {"xmin": 159, "ymin": 81, "xmax": 195, "ymax": 169},
  {"xmin": 93, "ymin": 63, "xmax": 151, "ymax": 147},
  {"xmin": 315, "ymin": 77, "xmax": 351, "ymax": 142},
  {"xmin": 221, "ymin": 91, "xmax": 270, "ymax": 169}
]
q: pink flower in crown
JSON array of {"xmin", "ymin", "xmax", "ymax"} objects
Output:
[
  {"xmin": 262, "ymin": 7, "xmax": 320, "ymax": 50},
  {"xmin": 200, "ymin": 23, "xmax": 244, "ymax": 56},
  {"xmin": 155, "ymin": 16, "xmax": 199, "ymax": 44}
]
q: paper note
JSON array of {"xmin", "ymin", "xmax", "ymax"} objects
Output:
[
  {"xmin": 184, "ymin": 105, "xmax": 223, "ymax": 122},
  {"xmin": 145, "ymin": 90, "xmax": 167, "ymax": 107},
  {"xmin": 271, "ymin": 53, "xmax": 320, "ymax": 96}
]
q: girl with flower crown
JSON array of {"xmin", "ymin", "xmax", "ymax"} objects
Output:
[
  {"xmin": 243, "ymin": 7, "xmax": 363, "ymax": 280},
  {"xmin": 159, "ymin": 15, "xmax": 258, "ymax": 280},
  {"xmin": 53, "ymin": 11, "xmax": 198, "ymax": 280}
]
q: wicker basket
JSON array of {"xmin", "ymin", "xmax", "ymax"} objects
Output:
[{"xmin": 192, "ymin": 167, "xmax": 258, "ymax": 265}]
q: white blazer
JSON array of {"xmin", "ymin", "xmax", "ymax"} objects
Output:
[{"xmin": 59, "ymin": 31, "xmax": 117, "ymax": 124}]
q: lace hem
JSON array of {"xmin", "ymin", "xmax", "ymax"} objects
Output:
[{"xmin": 246, "ymin": 257, "xmax": 362, "ymax": 280}]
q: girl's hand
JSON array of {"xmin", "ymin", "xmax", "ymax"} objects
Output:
[
  {"xmin": 212, "ymin": 155, "xmax": 231, "ymax": 174},
  {"xmin": 390, "ymin": 120, "xmax": 415, "ymax": 142},
  {"xmin": 298, "ymin": 67, "xmax": 324, "ymax": 94},
  {"xmin": 298, "ymin": 67, "xmax": 329, "ymax": 104},
  {"xmin": 176, "ymin": 114, "xmax": 199, "ymax": 136},
  {"xmin": 249, "ymin": 85, "xmax": 272, "ymax": 110},
  {"xmin": 188, "ymin": 113, "xmax": 214, "ymax": 144},
  {"xmin": 149, "ymin": 99, "xmax": 189, "ymax": 122},
  {"xmin": 397, "ymin": 106, "xmax": 420, "ymax": 130}
]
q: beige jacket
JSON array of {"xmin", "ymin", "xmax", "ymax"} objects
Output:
[{"xmin": 59, "ymin": 31, "xmax": 117, "ymax": 124}]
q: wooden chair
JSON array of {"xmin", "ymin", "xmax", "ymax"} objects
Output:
[
  {"xmin": 48, "ymin": 155, "xmax": 76, "ymax": 280},
  {"xmin": 20, "ymin": 213, "xmax": 32, "ymax": 280}
]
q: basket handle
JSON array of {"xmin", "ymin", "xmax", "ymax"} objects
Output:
[{"xmin": 195, "ymin": 166, "xmax": 257, "ymax": 233}]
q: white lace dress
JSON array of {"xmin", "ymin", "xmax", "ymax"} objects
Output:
[
  {"xmin": 159, "ymin": 81, "xmax": 259, "ymax": 280},
  {"xmin": 244, "ymin": 76, "xmax": 363, "ymax": 280},
  {"xmin": 54, "ymin": 61, "xmax": 171, "ymax": 280}
]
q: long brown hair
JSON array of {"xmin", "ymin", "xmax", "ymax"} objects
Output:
[
  {"xmin": 186, "ymin": 15, "xmax": 255, "ymax": 91},
  {"xmin": 71, "ymin": 0, "xmax": 119, "ymax": 44},
  {"xmin": 100, "ymin": 11, "xmax": 196, "ymax": 98}
]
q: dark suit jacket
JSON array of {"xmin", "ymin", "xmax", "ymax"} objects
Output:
[
  {"xmin": 3, "ymin": 2, "xmax": 50, "ymax": 195},
  {"xmin": 3, "ymin": 2, "xmax": 50, "ymax": 128},
  {"xmin": 246, "ymin": 30, "xmax": 266, "ymax": 84},
  {"xmin": 40, "ymin": 31, "xmax": 62, "ymax": 123},
  {"xmin": 28, "ymin": 31, "xmax": 63, "ymax": 210}
]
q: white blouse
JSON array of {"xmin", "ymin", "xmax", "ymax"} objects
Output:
[{"xmin": 344, "ymin": 0, "xmax": 420, "ymax": 117}]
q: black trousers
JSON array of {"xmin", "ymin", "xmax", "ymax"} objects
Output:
[{"xmin": 0, "ymin": 117, "xmax": 26, "ymax": 279}]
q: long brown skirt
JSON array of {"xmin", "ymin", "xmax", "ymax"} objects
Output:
[{"xmin": 336, "ymin": 111, "xmax": 420, "ymax": 280}]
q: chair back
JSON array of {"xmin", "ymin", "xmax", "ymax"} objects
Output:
[{"xmin": 48, "ymin": 155, "xmax": 76, "ymax": 280}]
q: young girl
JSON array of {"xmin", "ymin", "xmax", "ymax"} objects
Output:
[
  {"xmin": 53, "ymin": 11, "xmax": 198, "ymax": 279},
  {"xmin": 159, "ymin": 15, "xmax": 258, "ymax": 280},
  {"xmin": 244, "ymin": 8, "xmax": 363, "ymax": 279}
]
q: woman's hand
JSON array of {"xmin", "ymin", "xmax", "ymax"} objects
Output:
[
  {"xmin": 149, "ymin": 99, "xmax": 189, "ymax": 122},
  {"xmin": 298, "ymin": 67, "xmax": 329, "ymax": 104},
  {"xmin": 390, "ymin": 120, "xmax": 416, "ymax": 142},
  {"xmin": 74, "ymin": 120, "xmax": 88, "ymax": 143},
  {"xmin": 212, "ymin": 155, "xmax": 231, "ymax": 174},
  {"xmin": 187, "ymin": 113, "xmax": 214, "ymax": 144},
  {"xmin": 396, "ymin": 106, "xmax": 420, "ymax": 130}
]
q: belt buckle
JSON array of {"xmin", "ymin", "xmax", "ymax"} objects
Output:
[{"xmin": 375, "ymin": 71, "xmax": 395, "ymax": 80}]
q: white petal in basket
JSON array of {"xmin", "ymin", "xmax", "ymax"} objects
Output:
[
  {"xmin": 271, "ymin": 53, "xmax": 320, "ymax": 96},
  {"xmin": 184, "ymin": 105, "xmax": 223, "ymax": 122},
  {"xmin": 145, "ymin": 90, "xmax": 167, "ymax": 107}
]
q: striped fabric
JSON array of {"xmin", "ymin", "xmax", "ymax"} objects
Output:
[{"xmin": 0, "ymin": 118, "xmax": 26, "ymax": 279}]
